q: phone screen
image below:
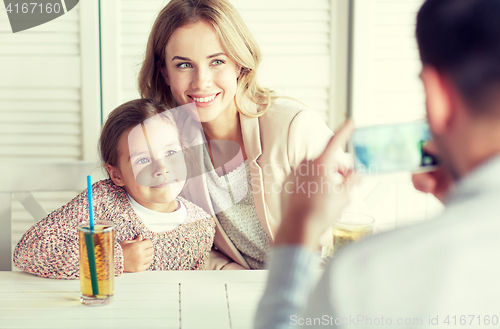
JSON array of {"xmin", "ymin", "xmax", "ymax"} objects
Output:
[{"xmin": 351, "ymin": 122, "xmax": 439, "ymax": 174}]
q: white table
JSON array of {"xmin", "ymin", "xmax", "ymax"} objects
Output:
[{"xmin": 0, "ymin": 271, "xmax": 269, "ymax": 329}]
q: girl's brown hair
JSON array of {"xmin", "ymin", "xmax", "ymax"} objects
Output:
[
  {"xmin": 138, "ymin": 0, "xmax": 275, "ymax": 118},
  {"xmin": 99, "ymin": 99, "xmax": 170, "ymax": 168},
  {"xmin": 99, "ymin": 99, "xmax": 196, "ymax": 177},
  {"xmin": 100, "ymin": 99, "xmax": 198, "ymax": 190}
]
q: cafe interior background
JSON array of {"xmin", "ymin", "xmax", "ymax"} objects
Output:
[{"xmin": 0, "ymin": 0, "xmax": 442, "ymax": 271}]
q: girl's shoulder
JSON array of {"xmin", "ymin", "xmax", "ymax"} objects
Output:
[
  {"xmin": 91, "ymin": 179, "xmax": 130, "ymax": 213},
  {"xmin": 59, "ymin": 179, "xmax": 126, "ymax": 209},
  {"xmin": 177, "ymin": 196, "xmax": 213, "ymax": 222},
  {"xmin": 91, "ymin": 179, "xmax": 127, "ymax": 199},
  {"xmin": 40, "ymin": 179, "xmax": 131, "ymax": 229},
  {"xmin": 72, "ymin": 179, "xmax": 129, "ymax": 217}
]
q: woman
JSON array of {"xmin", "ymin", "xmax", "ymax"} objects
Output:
[{"xmin": 138, "ymin": 0, "xmax": 337, "ymax": 270}]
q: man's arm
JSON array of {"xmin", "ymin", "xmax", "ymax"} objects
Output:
[
  {"xmin": 254, "ymin": 247, "xmax": 320, "ymax": 329},
  {"xmin": 254, "ymin": 121, "xmax": 357, "ymax": 329}
]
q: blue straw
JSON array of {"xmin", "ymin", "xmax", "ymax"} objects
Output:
[
  {"xmin": 85, "ymin": 175, "xmax": 99, "ymax": 295},
  {"xmin": 87, "ymin": 175, "xmax": 94, "ymax": 231}
]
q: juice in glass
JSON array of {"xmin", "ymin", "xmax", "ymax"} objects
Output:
[
  {"xmin": 332, "ymin": 213, "xmax": 374, "ymax": 254},
  {"xmin": 78, "ymin": 221, "xmax": 114, "ymax": 306}
]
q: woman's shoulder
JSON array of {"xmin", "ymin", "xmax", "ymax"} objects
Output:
[
  {"xmin": 258, "ymin": 97, "xmax": 327, "ymax": 134},
  {"xmin": 256, "ymin": 97, "xmax": 333, "ymax": 163},
  {"xmin": 264, "ymin": 97, "xmax": 309, "ymax": 118}
]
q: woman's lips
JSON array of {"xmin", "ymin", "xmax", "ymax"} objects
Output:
[{"xmin": 188, "ymin": 92, "xmax": 220, "ymax": 107}]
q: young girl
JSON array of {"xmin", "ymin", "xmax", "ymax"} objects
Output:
[
  {"xmin": 13, "ymin": 99, "xmax": 216, "ymax": 279},
  {"xmin": 138, "ymin": 0, "xmax": 340, "ymax": 270}
]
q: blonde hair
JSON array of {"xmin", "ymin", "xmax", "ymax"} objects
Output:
[{"xmin": 138, "ymin": 0, "xmax": 275, "ymax": 118}]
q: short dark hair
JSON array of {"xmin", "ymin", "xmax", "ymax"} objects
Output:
[{"xmin": 416, "ymin": 0, "xmax": 500, "ymax": 113}]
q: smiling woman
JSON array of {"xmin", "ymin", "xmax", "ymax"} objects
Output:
[
  {"xmin": 138, "ymin": 0, "xmax": 342, "ymax": 270},
  {"xmin": 139, "ymin": 0, "xmax": 272, "ymax": 118},
  {"xmin": 163, "ymin": 20, "xmax": 241, "ymax": 125}
]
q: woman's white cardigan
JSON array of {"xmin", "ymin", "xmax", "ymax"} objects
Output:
[{"xmin": 181, "ymin": 97, "xmax": 335, "ymax": 269}]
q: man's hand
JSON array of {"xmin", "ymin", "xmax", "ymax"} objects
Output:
[
  {"xmin": 412, "ymin": 140, "xmax": 453, "ymax": 202},
  {"xmin": 120, "ymin": 234, "xmax": 154, "ymax": 272},
  {"xmin": 275, "ymin": 120, "xmax": 359, "ymax": 251}
]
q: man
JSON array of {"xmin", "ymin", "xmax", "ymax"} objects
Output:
[{"xmin": 255, "ymin": 0, "xmax": 500, "ymax": 328}]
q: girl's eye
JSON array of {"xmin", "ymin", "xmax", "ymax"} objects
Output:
[
  {"xmin": 212, "ymin": 59, "xmax": 224, "ymax": 65},
  {"xmin": 177, "ymin": 62, "xmax": 192, "ymax": 69},
  {"xmin": 165, "ymin": 150, "xmax": 177, "ymax": 157},
  {"xmin": 136, "ymin": 158, "xmax": 150, "ymax": 164}
]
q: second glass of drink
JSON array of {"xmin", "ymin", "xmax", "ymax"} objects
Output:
[{"xmin": 332, "ymin": 212, "xmax": 374, "ymax": 254}]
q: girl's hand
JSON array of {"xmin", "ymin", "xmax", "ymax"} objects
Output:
[{"xmin": 120, "ymin": 234, "xmax": 154, "ymax": 272}]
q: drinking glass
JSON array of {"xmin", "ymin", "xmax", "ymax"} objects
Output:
[
  {"xmin": 78, "ymin": 221, "xmax": 114, "ymax": 306},
  {"xmin": 332, "ymin": 212, "xmax": 374, "ymax": 254}
]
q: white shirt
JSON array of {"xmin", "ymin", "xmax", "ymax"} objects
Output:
[
  {"xmin": 204, "ymin": 153, "xmax": 270, "ymax": 269},
  {"xmin": 256, "ymin": 155, "xmax": 500, "ymax": 329},
  {"xmin": 127, "ymin": 194, "xmax": 187, "ymax": 233}
]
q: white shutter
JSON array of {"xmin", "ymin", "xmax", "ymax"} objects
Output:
[
  {"xmin": 1, "ymin": 3, "xmax": 100, "ymax": 162},
  {"xmin": 1, "ymin": 2, "xmax": 101, "ymax": 259},
  {"xmin": 351, "ymin": 0, "xmax": 426, "ymax": 127},
  {"xmin": 116, "ymin": 0, "xmax": 169, "ymax": 108},
  {"xmin": 0, "ymin": 7, "xmax": 83, "ymax": 162},
  {"xmin": 350, "ymin": 0, "xmax": 443, "ymax": 232},
  {"xmin": 233, "ymin": 0, "xmax": 331, "ymax": 122},
  {"xmin": 103, "ymin": 0, "xmax": 333, "ymax": 125}
]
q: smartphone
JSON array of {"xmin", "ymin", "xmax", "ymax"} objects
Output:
[{"xmin": 350, "ymin": 121, "xmax": 439, "ymax": 174}]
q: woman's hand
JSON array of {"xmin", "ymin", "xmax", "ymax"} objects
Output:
[
  {"xmin": 120, "ymin": 234, "xmax": 154, "ymax": 272},
  {"xmin": 274, "ymin": 120, "xmax": 359, "ymax": 251},
  {"xmin": 220, "ymin": 262, "xmax": 247, "ymax": 270}
]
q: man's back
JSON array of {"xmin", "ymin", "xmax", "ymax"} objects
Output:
[
  {"xmin": 255, "ymin": 1, "xmax": 500, "ymax": 328},
  {"xmin": 307, "ymin": 156, "xmax": 500, "ymax": 328}
]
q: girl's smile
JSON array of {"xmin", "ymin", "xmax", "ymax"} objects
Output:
[{"xmin": 108, "ymin": 116, "xmax": 187, "ymax": 213}]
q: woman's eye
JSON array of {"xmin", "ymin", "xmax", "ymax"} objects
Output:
[
  {"xmin": 136, "ymin": 158, "xmax": 150, "ymax": 164},
  {"xmin": 212, "ymin": 59, "xmax": 224, "ymax": 65},
  {"xmin": 177, "ymin": 62, "xmax": 192, "ymax": 69},
  {"xmin": 165, "ymin": 150, "xmax": 177, "ymax": 157}
]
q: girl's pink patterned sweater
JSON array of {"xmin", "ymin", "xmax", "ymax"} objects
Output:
[{"xmin": 14, "ymin": 179, "xmax": 216, "ymax": 279}]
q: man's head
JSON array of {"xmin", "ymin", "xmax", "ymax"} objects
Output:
[{"xmin": 416, "ymin": 0, "xmax": 500, "ymax": 178}]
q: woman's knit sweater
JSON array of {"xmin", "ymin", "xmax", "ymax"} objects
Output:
[{"xmin": 13, "ymin": 179, "xmax": 215, "ymax": 279}]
